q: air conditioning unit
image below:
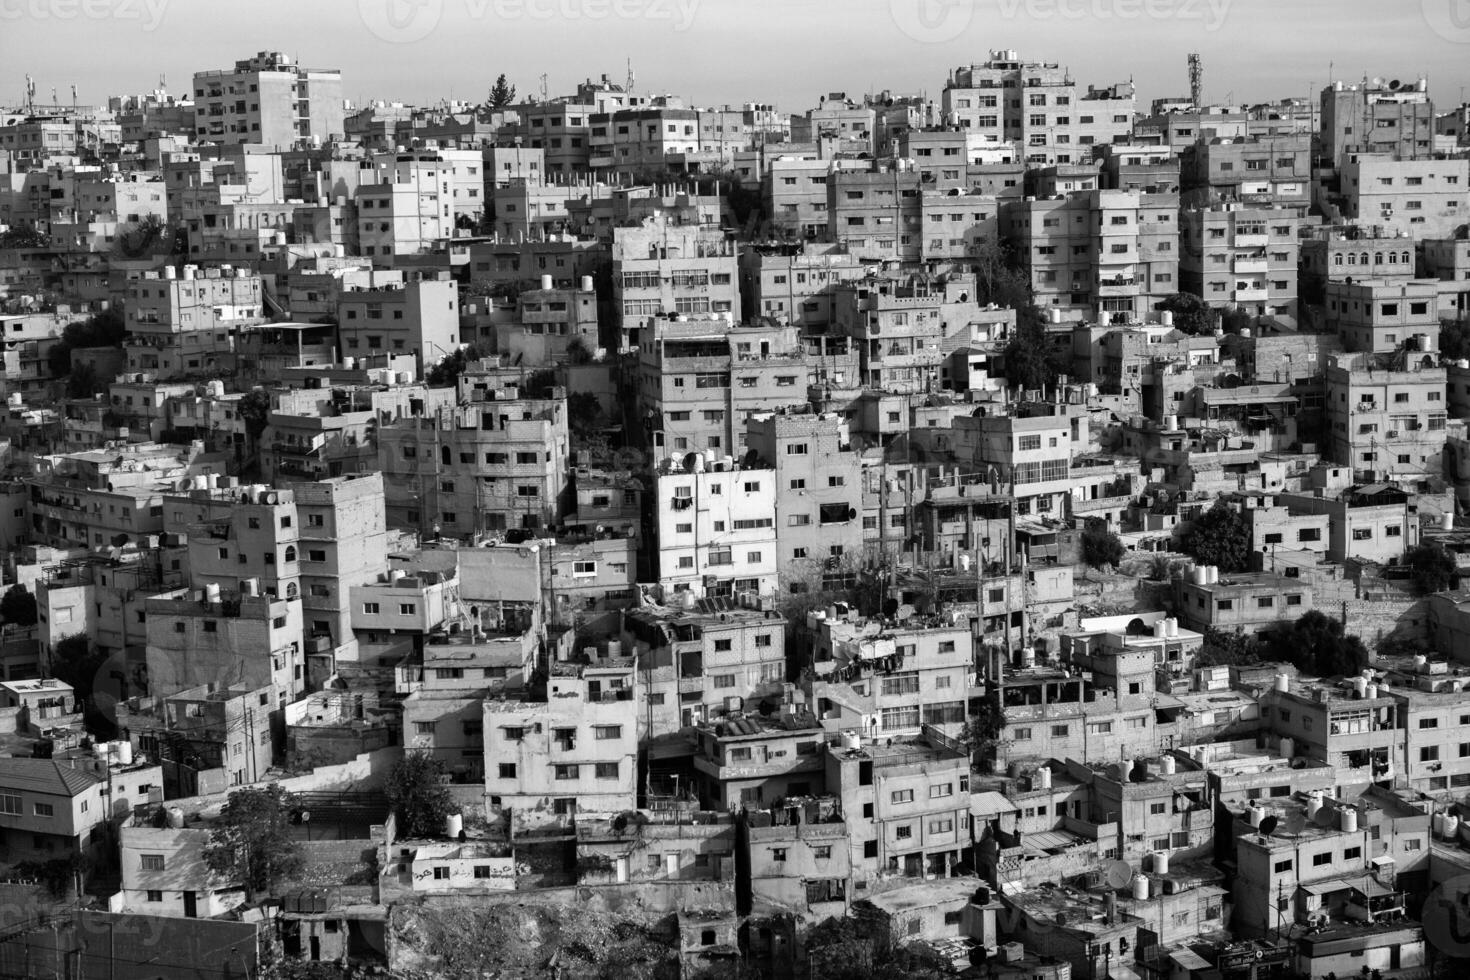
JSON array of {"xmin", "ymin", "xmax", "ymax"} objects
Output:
[{"xmin": 1387, "ymin": 431, "xmax": 1399, "ymax": 438}]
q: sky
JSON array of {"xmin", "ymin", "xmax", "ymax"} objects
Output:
[{"xmin": 2, "ymin": 0, "xmax": 1468, "ymax": 115}]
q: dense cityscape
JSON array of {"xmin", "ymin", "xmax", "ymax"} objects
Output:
[{"xmin": 0, "ymin": 16, "xmax": 1468, "ymax": 980}]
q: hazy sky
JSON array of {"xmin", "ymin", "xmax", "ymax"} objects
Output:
[{"xmin": 3, "ymin": 0, "xmax": 1468, "ymax": 114}]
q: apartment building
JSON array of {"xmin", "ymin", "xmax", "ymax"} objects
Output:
[
  {"xmin": 789, "ymin": 93, "xmax": 875, "ymax": 148},
  {"xmin": 125, "ymin": 266, "xmax": 265, "ymax": 342},
  {"xmin": 1336, "ymin": 154, "xmax": 1470, "ymax": 239},
  {"xmin": 955, "ymin": 408, "xmax": 1077, "ymax": 517},
  {"xmin": 1280, "ymin": 484, "xmax": 1419, "ymax": 565},
  {"xmin": 286, "ymin": 474, "xmax": 390, "ymax": 657},
  {"xmin": 745, "ymin": 411, "xmax": 863, "ymax": 574},
  {"xmin": 1003, "ymin": 189, "xmax": 1178, "ymax": 321},
  {"xmin": 117, "ymin": 682, "xmax": 275, "ymax": 794},
  {"xmin": 691, "ymin": 708, "xmax": 827, "ymax": 809},
  {"xmin": 588, "ymin": 105, "xmax": 746, "ymax": 172},
  {"xmin": 144, "ymin": 584, "xmax": 303, "ymax": 701},
  {"xmin": 481, "ymin": 671, "xmax": 639, "ymax": 821},
  {"xmin": 1320, "ymin": 78, "xmax": 1433, "ymax": 169},
  {"xmin": 1420, "ymin": 237, "xmax": 1470, "ymax": 320},
  {"xmin": 355, "ymin": 178, "xmax": 451, "ymax": 259},
  {"xmin": 920, "ymin": 189, "xmax": 1001, "ymax": 263},
  {"xmin": 826, "ymin": 165, "xmax": 922, "ymax": 262},
  {"xmin": 611, "ymin": 216, "xmax": 740, "ymax": 349},
  {"xmin": 1179, "ymin": 135, "xmax": 1312, "ymax": 212},
  {"xmin": 650, "ymin": 458, "xmax": 778, "ymax": 600},
  {"xmin": 1299, "ymin": 227, "xmax": 1417, "ymax": 301},
  {"xmin": 808, "ymin": 613, "xmax": 976, "ymax": 739},
  {"xmin": 833, "ymin": 272, "xmax": 982, "ymax": 391},
  {"xmin": 941, "ymin": 52, "xmax": 1135, "ymax": 165},
  {"xmin": 1175, "ymin": 570, "xmax": 1314, "ymax": 635},
  {"xmin": 0, "ymin": 758, "xmax": 110, "ymax": 864},
  {"xmin": 621, "ymin": 598, "xmax": 787, "ymax": 737},
  {"xmin": 738, "ymin": 244, "xmax": 867, "ymax": 334},
  {"xmin": 825, "ymin": 731, "xmax": 972, "ymax": 880},
  {"xmin": 1327, "ymin": 278, "xmax": 1441, "ymax": 353},
  {"xmin": 1322, "ymin": 351, "xmax": 1447, "ymax": 482},
  {"xmin": 336, "ymin": 276, "xmax": 460, "ymax": 371},
  {"xmin": 1179, "ymin": 204, "xmax": 1299, "ymax": 317},
  {"xmin": 193, "ymin": 51, "xmax": 344, "ymax": 149}
]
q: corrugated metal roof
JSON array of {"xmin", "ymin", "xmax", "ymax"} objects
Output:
[{"xmin": 970, "ymin": 790, "xmax": 1019, "ymax": 815}]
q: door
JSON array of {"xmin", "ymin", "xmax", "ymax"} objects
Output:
[
  {"xmin": 310, "ymin": 936, "xmax": 321, "ymax": 961},
  {"xmin": 183, "ymin": 890, "xmax": 197, "ymax": 918}
]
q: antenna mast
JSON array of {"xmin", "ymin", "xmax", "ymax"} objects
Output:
[
  {"xmin": 626, "ymin": 58, "xmax": 635, "ymax": 95},
  {"xmin": 1187, "ymin": 53, "xmax": 1203, "ymax": 108}
]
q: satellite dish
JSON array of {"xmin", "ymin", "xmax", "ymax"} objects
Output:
[
  {"xmin": 1284, "ymin": 812, "xmax": 1307, "ymax": 837},
  {"xmin": 1258, "ymin": 815, "xmax": 1279, "ymax": 837},
  {"xmin": 1104, "ymin": 860, "xmax": 1133, "ymax": 889},
  {"xmin": 895, "ymin": 604, "xmax": 915, "ymax": 622},
  {"xmin": 1313, "ymin": 808, "xmax": 1334, "ymax": 828}
]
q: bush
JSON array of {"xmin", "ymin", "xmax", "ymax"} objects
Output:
[
  {"xmin": 1180, "ymin": 503, "xmax": 1252, "ymax": 573},
  {"xmin": 1406, "ymin": 542, "xmax": 1457, "ymax": 595},
  {"xmin": 1081, "ymin": 518, "xmax": 1126, "ymax": 569}
]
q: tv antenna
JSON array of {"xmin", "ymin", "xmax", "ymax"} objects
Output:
[{"xmin": 1187, "ymin": 53, "xmax": 1203, "ymax": 108}]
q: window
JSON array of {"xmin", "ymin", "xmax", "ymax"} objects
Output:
[
  {"xmin": 594, "ymin": 725, "xmax": 622, "ymax": 740},
  {"xmin": 930, "ymin": 783, "xmax": 953, "ymax": 798},
  {"xmin": 895, "ymin": 825, "xmax": 913, "ymax": 840},
  {"xmin": 929, "ymin": 818, "xmax": 954, "ymax": 834},
  {"xmin": 595, "ymin": 762, "xmax": 619, "ymax": 779},
  {"xmin": 33, "ymin": 802, "xmax": 53, "ymax": 817},
  {"xmin": 891, "ymin": 789, "xmax": 914, "ymax": 804},
  {"xmin": 1312, "ymin": 853, "xmax": 1332, "ymax": 867},
  {"xmin": 554, "ymin": 764, "xmax": 580, "ymax": 780},
  {"xmin": 140, "ymin": 854, "xmax": 165, "ymax": 871},
  {"xmin": 145, "ymin": 890, "xmax": 163, "ymax": 902}
]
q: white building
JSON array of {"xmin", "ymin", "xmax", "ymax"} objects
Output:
[{"xmin": 652, "ymin": 457, "xmax": 778, "ymax": 599}]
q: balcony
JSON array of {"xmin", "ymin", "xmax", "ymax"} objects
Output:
[
  {"xmin": 1096, "ymin": 275, "xmax": 1138, "ymax": 296},
  {"xmin": 1235, "ymin": 233, "xmax": 1269, "ymax": 248},
  {"xmin": 1233, "ymin": 254, "xmax": 1269, "ymax": 274},
  {"xmin": 1233, "ymin": 286, "xmax": 1269, "ymax": 303}
]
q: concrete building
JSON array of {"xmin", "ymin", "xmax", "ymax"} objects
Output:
[
  {"xmin": 1003, "ymin": 189, "xmax": 1179, "ymax": 321},
  {"xmin": 691, "ymin": 708, "xmax": 826, "ymax": 809},
  {"xmin": 1179, "ymin": 135, "xmax": 1312, "ymax": 212},
  {"xmin": 1335, "ymin": 154, "xmax": 1470, "ymax": 239},
  {"xmin": 826, "ymin": 165, "xmax": 922, "ymax": 263},
  {"xmin": 117, "ymin": 682, "xmax": 275, "ymax": 795},
  {"xmin": 650, "ymin": 457, "xmax": 777, "ymax": 599},
  {"xmin": 1179, "ymin": 204, "xmax": 1299, "ymax": 317},
  {"xmin": 825, "ymin": 730, "xmax": 972, "ymax": 880},
  {"xmin": 1322, "ymin": 351, "xmax": 1447, "ymax": 482},
  {"xmin": 744, "ymin": 411, "xmax": 863, "ymax": 577},
  {"xmin": 1175, "ymin": 570, "xmax": 1314, "ymax": 635},
  {"xmin": 611, "ymin": 215, "xmax": 739, "ymax": 350},
  {"xmin": 193, "ymin": 51, "xmax": 344, "ymax": 149},
  {"xmin": 739, "ymin": 244, "xmax": 868, "ymax": 333},
  {"xmin": 144, "ymin": 585, "xmax": 303, "ymax": 701},
  {"xmin": 942, "ymin": 52, "xmax": 1136, "ymax": 165},
  {"xmin": 1327, "ymin": 278, "xmax": 1441, "ymax": 354},
  {"xmin": 833, "ymin": 272, "xmax": 983, "ymax": 392},
  {"xmin": 0, "ymin": 757, "xmax": 109, "ymax": 864},
  {"xmin": 620, "ymin": 599, "xmax": 789, "ymax": 739},
  {"xmin": 1320, "ymin": 78, "xmax": 1433, "ymax": 169},
  {"xmin": 336, "ymin": 275, "xmax": 460, "ymax": 370}
]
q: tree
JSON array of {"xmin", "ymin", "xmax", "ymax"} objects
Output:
[
  {"xmin": 236, "ymin": 388, "xmax": 272, "ymax": 441},
  {"xmin": 66, "ymin": 362, "xmax": 103, "ymax": 399},
  {"xmin": 1263, "ymin": 611, "xmax": 1369, "ymax": 677},
  {"xmin": 1180, "ymin": 503, "xmax": 1252, "ymax": 573},
  {"xmin": 1443, "ymin": 319, "xmax": 1470, "ymax": 363},
  {"xmin": 488, "ymin": 74, "xmax": 517, "ymax": 109},
  {"xmin": 47, "ymin": 308, "xmax": 127, "ymax": 378},
  {"xmin": 0, "ymin": 584, "xmax": 37, "ymax": 627},
  {"xmin": 1001, "ymin": 314, "xmax": 1070, "ymax": 392},
  {"xmin": 202, "ymin": 785, "xmax": 304, "ymax": 902},
  {"xmin": 1195, "ymin": 627, "xmax": 1263, "ymax": 668},
  {"xmin": 1406, "ymin": 542, "xmax": 1457, "ymax": 595},
  {"xmin": 567, "ymin": 391, "xmax": 607, "ymax": 442},
  {"xmin": 1081, "ymin": 517, "xmax": 1126, "ymax": 569},
  {"xmin": 1156, "ymin": 293, "xmax": 1218, "ymax": 336},
  {"xmin": 0, "ymin": 226, "xmax": 49, "ymax": 249},
  {"xmin": 425, "ymin": 344, "xmax": 485, "ymax": 388},
  {"xmin": 386, "ymin": 752, "xmax": 455, "ymax": 838},
  {"xmin": 1221, "ymin": 307, "xmax": 1253, "ymax": 335}
]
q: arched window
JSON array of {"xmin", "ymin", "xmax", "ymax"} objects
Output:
[
  {"xmin": 284, "ymin": 545, "xmax": 297, "ymax": 563},
  {"xmin": 285, "ymin": 582, "xmax": 298, "ymax": 599},
  {"xmin": 1347, "ymin": 253, "xmax": 1357, "ymax": 265},
  {"xmin": 1375, "ymin": 252, "xmax": 1383, "ymax": 265},
  {"xmin": 1333, "ymin": 254, "xmax": 1343, "ymax": 266}
]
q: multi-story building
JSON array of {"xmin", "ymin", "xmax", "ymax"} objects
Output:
[
  {"xmin": 826, "ymin": 165, "xmax": 922, "ymax": 263},
  {"xmin": 620, "ymin": 599, "xmax": 788, "ymax": 738},
  {"xmin": 738, "ymin": 244, "xmax": 868, "ymax": 334},
  {"xmin": 0, "ymin": 758, "xmax": 110, "ymax": 864},
  {"xmin": 942, "ymin": 53, "xmax": 1135, "ymax": 165},
  {"xmin": 808, "ymin": 613, "xmax": 976, "ymax": 739},
  {"xmin": 481, "ymin": 667, "xmax": 638, "ymax": 822},
  {"xmin": 337, "ymin": 275, "xmax": 461, "ymax": 370},
  {"xmin": 745, "ymin": 411, "xmax": 863, "ymax": 578},
  {"xmin": 833, "ymin": 272, "xmax": 984, "ymax": 391},
  {"xmin": 1003, "ymin": 189, "xmax": 1178, "ymax": 321},
  {"xmin": 1322, "ymin": 351, "xmax": 1447, "ymax": 481},
  {"xmin": 144, "ymin": 584, "xmax": 303, "ymax": 701},
  {"xmin": 825, "ymin": 730, "xmax": 972, "ymax": 880},
  {"xmin": 1280, "ymin": 483, "xmax": 1420, "ymax": 564},
  {"xmin": 1320, "ymin": 78, "xmax": 1433, "ymax": 169},
  {"xmin": 649, "ymin": 457, "xmax": 778, "ymax": 599},
  {"xmin": 1175, "ymin": 570, "xmax": 1315, "ymax": 635},
  {"xmin": 1335, "ymin": 154, "xmax": 1470, "ymax": 239},
  {"xmin": 691, "ymin": 708, "xmax": 826, "ymax": 809},
  {"xmin": 116, "ymin": 682, "xmax": 275, "ymax": 795},
  {"xmin": 611, "ymin": 215, "xmax": 740, "ymax": 350},
  {"xmin": 1327, "ymin": 278, "xmax": 1442, "ymax": 354},
  {"xmin": 376, "ymin": 377, "xmax": 568, "ymax": 537},
  {"xmin": 286, "ymin": 474, "xmax": 390, "ymax": 658},
  {"xmin": 193, "ymin": 51, "xmax": 344, "ymax": 149},
  {"xmin": 1179, "ymin": 204, "xmax": 1300, "ymax": 317},
  {"xmin": 636, "ymin": 314, "xmax": 846, "ymax": 459},
  {"xmin": 1179, "ymin": 135, "xmax": 1312, "ymax": 212}
]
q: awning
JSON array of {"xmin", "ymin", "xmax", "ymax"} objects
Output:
[
  {"xmin": 1299, "ymin": 874, "xmax": 1366, "ymax": 896},
  {"xmin": 971, "ymin": 791, "xmax": 1020, "ymax": 816}
]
